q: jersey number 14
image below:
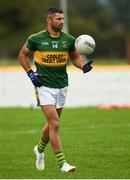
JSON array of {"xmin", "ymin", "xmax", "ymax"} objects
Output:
[{"xmin": 52, "ymin": 43, "xmax": 58, "ymax": 48}]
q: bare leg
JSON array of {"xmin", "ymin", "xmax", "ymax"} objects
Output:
[
  {"xmin": 40, "ymin": 123, "xmax": 49, "ymax": 142},
  {"xmin": 40, "ymin": 108, "xmax": 63, "ymax": 143},
  {"xmin": 56, "ymin": 108, "xmax": 63, "ymax": 118},
  {"xmin": 35, "ymin": 105, "xmax": 76, "ymax": 172},
  {"xmin": 41, "ymin": 105, "xmax": 63, "ymax": 152}
]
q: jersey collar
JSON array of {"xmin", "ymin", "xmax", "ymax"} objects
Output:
[{"xmin": 46, "ymin": 29, "xmax": 62, "ymax": 38}]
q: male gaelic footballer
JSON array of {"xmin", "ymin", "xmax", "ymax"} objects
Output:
[{"xmin": 18, "ymin": 7, "xmax": 93, "ymax": 173}]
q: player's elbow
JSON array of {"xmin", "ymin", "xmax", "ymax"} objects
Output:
[
  {"xmin": 18, "ymin": 49, "xmax": 23, "ymax": 58},
  {"xmin": 18, "ymin": 50, "xmax": 27, "ymax": 66}
]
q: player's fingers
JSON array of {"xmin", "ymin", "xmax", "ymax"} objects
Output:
[{"xmin": 90, "ymin": 66, "xmax": 92, "ymax": 70}]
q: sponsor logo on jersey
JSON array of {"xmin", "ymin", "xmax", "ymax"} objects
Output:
[
  {"xmin": 41, "ymin": 41, "xmax": 49, "ymax": 46},
  {"xmin": 34, "ymin": 51, "xmax": 68, "ymax": 66}
]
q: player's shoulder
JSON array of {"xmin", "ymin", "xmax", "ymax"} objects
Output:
[
  {"xmin": 61, "ymin": 31, "xmax": 76, "ymax": 41},
  {"xmin": 28, "ymin": 29, "xmax": 47, "ymax": 40}
]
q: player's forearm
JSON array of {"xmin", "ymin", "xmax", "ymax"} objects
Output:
[
  {"xmin": 72, "ymin": 58, "xmax": 86, "ymax": 70},
  {"xmin": 71, "ymin": 55, "xmax": 86, "ymax": 70},
  {"xmin": 18, "ymin": 53, "xmax": 32, "ymax": 73},
  {"xmin": 69, "ymin": 51, "xmax": 86, "ymax": 70}
]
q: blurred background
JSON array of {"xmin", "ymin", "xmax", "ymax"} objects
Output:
[
  {"xmin": 0, "ymin": 0, "xmax": 130, "ymax": 65},
  {"xmin": 0, "ymin": 0, "xmax": 130, "ymax": 107}
]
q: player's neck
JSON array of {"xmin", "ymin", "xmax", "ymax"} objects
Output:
[{"xmin": 47, "ymin": 27, "xmax": 60, "ymax": 38}]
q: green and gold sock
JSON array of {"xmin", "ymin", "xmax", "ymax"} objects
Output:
[
  {"xmin": 38, "ymin": 138, "xmax": 48, "ymax": 153},
  {"xmin": 55, "ymin": 151, "xmax": 66, "ymax": 168}
]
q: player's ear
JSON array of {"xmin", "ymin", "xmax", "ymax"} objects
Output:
[{"xmin": 47, "ymin": 15, "xmax": 53, "ymax": 24}]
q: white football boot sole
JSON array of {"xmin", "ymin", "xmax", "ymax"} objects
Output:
[
  {"xmin": 61, "ymin": 162, "xmax": 76, "ymax": 173},
  {"xmin": 33, "ymin": 145, "xmax": 45, "ymax": 171}
]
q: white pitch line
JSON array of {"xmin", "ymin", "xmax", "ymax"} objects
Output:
[
  {"xmin": 0, "ymin": 123, "xmax": 130, "ymax": 136},
  {"xmin": 0, "ymin": 129, "xmax": 37, "ymax": 136},
  {"xmin": 85, "ymin": 123, "xmax": 130, "ymax": 129}
]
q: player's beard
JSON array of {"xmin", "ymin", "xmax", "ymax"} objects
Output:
[{"xmin": 51, "ymin": 24, "xmax": 63, "ymax": 32}]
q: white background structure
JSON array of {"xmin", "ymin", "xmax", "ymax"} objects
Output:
[{"xmin": 0, "ymin": 66, "xmax": 130, "ymax": 107}]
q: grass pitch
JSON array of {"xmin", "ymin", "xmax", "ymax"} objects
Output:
[{"xmin": 0, "ymin": 107, "xmax": 130, "ymax": 179}]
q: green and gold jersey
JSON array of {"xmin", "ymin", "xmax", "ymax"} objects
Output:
[{"xmin": 27, "ymin": 29, "xmax": 76, "ymax": 88}]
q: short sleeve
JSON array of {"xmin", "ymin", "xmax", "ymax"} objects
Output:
[{"xmin": 26, "ymin": 35, "xmax": 36, "ymax": 51}]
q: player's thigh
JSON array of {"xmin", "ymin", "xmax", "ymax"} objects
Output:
[
  {"xmin": 41, "ymin": 105, "xmax": 60, "ymax": 130},
  {"xmin": 56, "ymin": 108, "xmax": 63, "ymax": 118},
  {"xmin": 41, "ymin": 105, "xmax": 59, "ymax": 122}
]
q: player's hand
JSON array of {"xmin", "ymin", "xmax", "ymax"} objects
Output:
[
  {"xmin": 27, "ymin": 70, "xmax": 42, "ymax": 87},
  {"xmin": 82, "ymin": 60, "xmax": 93, "ymax": 73}
]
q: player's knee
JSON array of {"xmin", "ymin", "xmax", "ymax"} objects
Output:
[{"xmin": 49, "ymin": 117, "xmax": 60, "ymax": 132}]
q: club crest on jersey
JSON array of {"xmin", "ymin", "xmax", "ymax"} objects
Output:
[{"xmin": 61, "ymin": 41, "xmax": 69, "ymax": 48}]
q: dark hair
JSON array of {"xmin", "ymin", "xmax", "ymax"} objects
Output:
[{"xmin": 47, "ymin": 7, "xmax": 63, "ymax": 16}]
